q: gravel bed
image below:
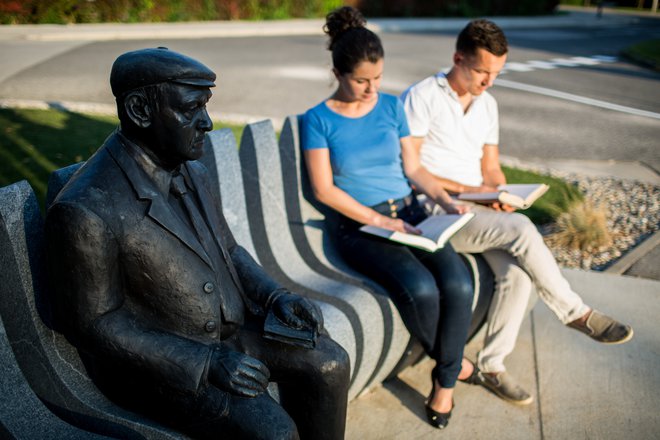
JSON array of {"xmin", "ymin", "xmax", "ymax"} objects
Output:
[{"xmin": 530, "ymin": 169, "xmax": 660, "ymax": 271}]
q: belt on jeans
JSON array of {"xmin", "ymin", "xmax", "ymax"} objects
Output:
[{"xmin": 371, "ymin": 194, "xmax": 414, "ymax": 218}]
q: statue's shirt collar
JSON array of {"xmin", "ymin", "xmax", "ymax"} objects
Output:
[{"xmin": 117, "ymin": 132, "xmax": 174, "ymax": 198}]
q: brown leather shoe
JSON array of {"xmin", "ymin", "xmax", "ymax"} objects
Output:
[
  {"xmin": 567, "ymin": 310, "xmax": 633, "ymax": 344},
  {"xmin": 475, "ymin": 372, "xmax": 533, "ymax": 406}
]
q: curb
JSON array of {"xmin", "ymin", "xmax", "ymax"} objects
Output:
[
  {"xmin": 605, "ymin": 229, "xmax": 660, "ymax": 276},
  {"xmin": 0, "ymin": 12, "xmax": 643, "ymax": 42}
]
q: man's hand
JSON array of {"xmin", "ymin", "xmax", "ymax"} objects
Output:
[
  {"xmin": 271, "ymin": 294, "xmax": 323, "ymax": 332},
  {"xmin": 475, "ymin": 184, "xmax": 499, "ymax": 193},
  {"xmin": 208, "ymin": 346, "xmax": 270, "ymax": 397},
  {"xmin": 489, "ymin": 202, "xmax": 516, "ymax": 212}
]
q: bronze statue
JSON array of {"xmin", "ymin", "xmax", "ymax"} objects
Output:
[{"xmin": 45, "ymin": 47, "xmax": 349, "ymax": 440}]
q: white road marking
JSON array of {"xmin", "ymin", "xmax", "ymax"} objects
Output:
[
  {"xmin": 502, "ymin": 62, "xmax": 536, "ymax": 72},
  {"xmin": 274, "ymin": 65, "xmax": 328, "ymax": 81},
  {"xmin": 525, "ymin": 60, "xmax": 558, "ymax": 70},
  {"xmin": 549, "ymin": 57, "xmax": 581, "ymax": 67},
  {"xmin": 495, "ymin": 78, "xmax": 660, "ymax": 120}
]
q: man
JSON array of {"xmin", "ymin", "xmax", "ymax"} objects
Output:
[
  {"xmin": 402, "ymin": 20, "xmax": 632, "ymax": 405},
  {"xmin": 45, "ymin": 47, "xmax": 349, "ymax": 439}
]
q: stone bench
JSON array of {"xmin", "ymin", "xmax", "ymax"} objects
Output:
[
  {"xmin": 201, "ymin": 117, "xmax": 495, "ymax": 400},
  {"xmin": 0, "ymin": 116, "xmax": 495, "ymax": 436}
]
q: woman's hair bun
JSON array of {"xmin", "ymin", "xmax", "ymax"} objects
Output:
[{"xmin": 324, "ymin": 6, "xmax": 366, "ymax": 50}]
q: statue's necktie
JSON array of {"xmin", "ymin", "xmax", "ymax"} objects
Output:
[
  {"xmin": 170, "ymin": 172, "xmax": 245, "ymax": 325},
  {"xmin": 170, "ymin": 173, "xmax": 218, "ymax": 266}
]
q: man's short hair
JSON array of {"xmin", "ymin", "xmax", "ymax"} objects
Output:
[{"xmin": 456, "ymin": 19, "xmax": 508, "ymax": 57}]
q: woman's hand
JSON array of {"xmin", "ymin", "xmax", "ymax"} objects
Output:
[
  {"xmin": 439, "ymin": 200, "xmax": 471, "ymax": 215},
  {"xmin": 373, "ymin": 214, "xmax": 421, "ymax": 234}
]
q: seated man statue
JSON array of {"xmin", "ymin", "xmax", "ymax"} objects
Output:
[{"xmin": 45, "ymin": 47, "xmax": 349, "ymax": 440}]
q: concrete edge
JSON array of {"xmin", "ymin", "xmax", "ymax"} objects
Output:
[
  {"xmin": 604, "ymin": 229, "xmax": 660, "ymax": 275},
  {"xmin": 0, "ymin": 12, "xmax": 644, "ymax": 42}
]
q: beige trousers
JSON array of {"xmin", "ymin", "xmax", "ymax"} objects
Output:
[{"xmin": 449, "ymin": 206, "xmax": 589, "ymax": 372}]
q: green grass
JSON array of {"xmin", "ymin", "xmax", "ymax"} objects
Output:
[
  {"xmin": 503, "ymin": 165, "xmax": 583, "ymax": 224},
  {"xmin": 0, "ymin": 107, "xmax": 244, "ymax": 210},
  {"xmin": 0, "ymin": 107, "xmax": 581, "ymax": 225},
  {"xmin": 621, "ymin": 39, "xmax": 660, "ymax": 72}
]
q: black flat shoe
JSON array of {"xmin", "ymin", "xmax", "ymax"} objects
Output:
[
  {"xmin": 425, "ymin": 404, "xmax": 453, "ymax": 429},
  {"xmin": 458, "ymin": 358, "xmax": 480, "ymax": 385}
]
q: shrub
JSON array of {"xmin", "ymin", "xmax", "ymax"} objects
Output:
[
  {"xmin": 352, "ymin": 0, "xmax": 560, "ymax": 17},
  {"xmin": 546, "ymin": 200, "xmax": 612, "ymax": 251},
  {"xmin": 0, "ymin": 0, "xmax": 345, "ymax": 23},
  {"xmin": 1, "ymin": 0, "xmax": 560, "ymax": 23}
]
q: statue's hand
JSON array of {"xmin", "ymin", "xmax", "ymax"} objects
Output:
[
  {"xmin": 209, "ymin": 346, "xmax": 270, "ymax": 397},
  {"xmin": 271, "ymin": 294, "xmax": 323, "ymax": 332}
]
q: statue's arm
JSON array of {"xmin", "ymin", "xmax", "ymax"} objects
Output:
[{"xmin": 45, "ymin": 202, "xmax": 213, "ymax": 393}]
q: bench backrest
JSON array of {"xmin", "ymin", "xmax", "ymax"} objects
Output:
[{"xmin": 277, "ymin": 115, "xmax": 493, "ymax": 354}]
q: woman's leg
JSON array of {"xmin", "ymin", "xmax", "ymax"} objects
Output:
[
  {"xmin": 335, "ymin": 229, "xmax": 441, "ymax": 353},
  {"xmin": 413, "ymin": 243, "xmax": 474, "ymax": 389}
]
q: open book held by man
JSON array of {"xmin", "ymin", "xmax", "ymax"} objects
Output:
[{"xmin": 457, "ymin": 183, "xmax": 549, "ymax": 210}]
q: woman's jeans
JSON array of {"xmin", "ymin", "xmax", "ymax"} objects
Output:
[{"xmin": 330, "ymin": 197, "xmax": 474, "ymax": 388}]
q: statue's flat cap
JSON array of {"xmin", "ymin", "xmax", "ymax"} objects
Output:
[{"xmin": 110, "ymin": 47, "xmax": 216, "ymax": 97}]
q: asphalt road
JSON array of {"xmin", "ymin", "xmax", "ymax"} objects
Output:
[{"xmin": 0, "ymin": 18, "xmax": 658, "ymax": 170}]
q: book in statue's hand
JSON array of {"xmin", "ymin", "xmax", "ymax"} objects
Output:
[
  {"xmin": 263, "ymin": 310, "xmax": 318, "ymax": 349},
  {"xmin": 457, "ymin": 183, "xmax": 549, "ymax": 210},
  {"xmin": 359, "ymin": 212, "xmax": 475, "ymax": 253}
]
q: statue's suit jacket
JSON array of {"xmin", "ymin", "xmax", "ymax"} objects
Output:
[{"xmin": 45, "ymin": 132, "xmax": 283, "ymax": 411}]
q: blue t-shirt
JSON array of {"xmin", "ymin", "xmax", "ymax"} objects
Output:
[{"xmin": 301, "ymin": 93, "xmax": 412, "ymax": 207}]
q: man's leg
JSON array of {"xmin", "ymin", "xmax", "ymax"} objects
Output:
[
  {"xmin": 477, "ymin": 249, "xmax": 532, "ymax": 373},
  {"xmin": 450, "ymin": 209, "xmax": 588, "ymax": 324},
  {"xmin": 473, "ymin": 249, "xmax": 534, "ymax": 405},
  {"xmin": 182, "ymin": 392, "xmax": 300, "ymax": 440},
  {"xmin": 235, "ymin": 326, "xmax": 351, "ymax": 440}
]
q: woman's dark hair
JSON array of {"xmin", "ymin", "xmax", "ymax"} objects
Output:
[
  {"xmin": 324, "ymin": 6, "xmax": 384, "ymax": 75},
  {"xmin": 456, "ymin": 19, "xmax": 508, "ymax": 57}
]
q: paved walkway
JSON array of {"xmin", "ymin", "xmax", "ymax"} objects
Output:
[{"xmin": 346, "ymin": 268, "xmax": 660, "ymax": 439}]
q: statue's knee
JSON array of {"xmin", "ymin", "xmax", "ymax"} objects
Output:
[
  {"xmin": 310, "ymin": 337, "xmax": 350, "ymax": 387},
  {"xmin": 235, "ymin": 395, "xmax": 299, "ymax": 440}
]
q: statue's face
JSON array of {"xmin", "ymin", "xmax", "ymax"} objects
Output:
[{"xmin": 150, "ymin": 83, "xmax": 213, "ymax": 167}]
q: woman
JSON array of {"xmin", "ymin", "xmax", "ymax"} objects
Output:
[{"xmin": 301, "ymin": 6, "xmax": 477, "ymax": 430}]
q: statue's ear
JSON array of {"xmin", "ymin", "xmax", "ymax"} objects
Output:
[{"xmin": 124, "ymin": 91, "xmax": 152, "ymax": 128}]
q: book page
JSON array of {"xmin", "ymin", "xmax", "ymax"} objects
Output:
[
  {"xmin": 417, "ymin": 214, "xmax": 465, "ymax": 240},
  {"xmin": 498, "ymin": 184, "xmax": 546, "ymax": 200},
  {"xmin": 359, "ymin": 213, "xmax": 474, "ymax": 252}
]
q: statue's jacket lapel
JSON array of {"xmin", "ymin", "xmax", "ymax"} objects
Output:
[{"xmin": 107, "ymin": 139, "xmax": 214, "ymax": 270}]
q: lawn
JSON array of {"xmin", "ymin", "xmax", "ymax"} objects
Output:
[
  {"xmin": 0, "ymin": 107, "xmax": 243, "ymax": 210},
  {"xmin": 0, "ymin": 107, "xmax": 582, "ymax": 223},
  {"xmin": 621, "ymin": 39, "xmax": 660, "ymax": 72}
]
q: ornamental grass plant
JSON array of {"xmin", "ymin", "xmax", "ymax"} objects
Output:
[{"xmin": 546, "ymin": 200, "xmax": 613, "ymax": 251}]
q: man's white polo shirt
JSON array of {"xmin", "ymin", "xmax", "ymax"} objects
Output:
[{"xmin": 402, "ymin": 72, "xmax": 499, "ymax": 187}]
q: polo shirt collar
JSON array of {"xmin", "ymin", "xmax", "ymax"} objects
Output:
[{"xmin": 434, "ymin": 71, "xmax": 484, "ymax": 107}]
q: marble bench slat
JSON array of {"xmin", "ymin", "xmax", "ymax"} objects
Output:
[
  {"xmin": 0, "ymin": 239, "xmax": 111, "ymax": 439},
  {"xmin": 237, "ymin": 120, "xmax": 416, "ymax": 399},
  {"xmin": 201, "ymin": 128, "xmax": 365, "ymax": 397}
]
